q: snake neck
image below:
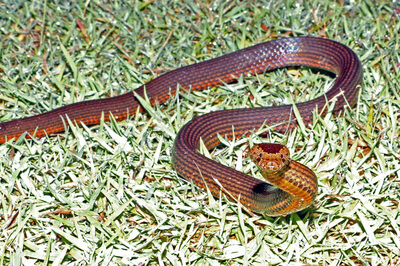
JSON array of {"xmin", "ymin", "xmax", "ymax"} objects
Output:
[{"xmin": 259, "ymin": 162, "xmax": 290, "ymax": 185}]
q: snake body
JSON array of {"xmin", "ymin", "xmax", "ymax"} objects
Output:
[{"xmin": 0, "ymin": 37, "xmax": 362, "ymax": 216}]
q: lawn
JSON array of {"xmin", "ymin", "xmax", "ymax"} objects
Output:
[{"xmin": 1, "ymin": 0, "xmax": 399, "ymax": 265}]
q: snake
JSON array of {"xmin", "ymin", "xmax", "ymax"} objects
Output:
[{"xmin": 0, "ymin": 37, "xmax": 362, "ymax": 216}]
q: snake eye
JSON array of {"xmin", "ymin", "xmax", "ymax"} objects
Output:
[{"xmin": 259, "ymin": 153, "xmax": 263, "ymax": 158}]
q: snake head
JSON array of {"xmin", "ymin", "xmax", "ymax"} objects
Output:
[{"xmin": 250, "ymin": 143, "xmax": 290, "ymax": 172}]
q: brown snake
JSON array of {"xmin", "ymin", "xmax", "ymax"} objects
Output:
[{"xmin": 0, "ymin": 37, "xmax": 362, "ymax": 216}]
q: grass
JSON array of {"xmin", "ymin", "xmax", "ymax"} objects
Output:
[{"xmin": 0, "ymin": 0, "xmax": 399, "ymax": 265}]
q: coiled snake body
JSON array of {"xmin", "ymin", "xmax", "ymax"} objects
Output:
[{"xmin": 0, "ymin": 37, "xmax": 362, "ymax": 216}]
